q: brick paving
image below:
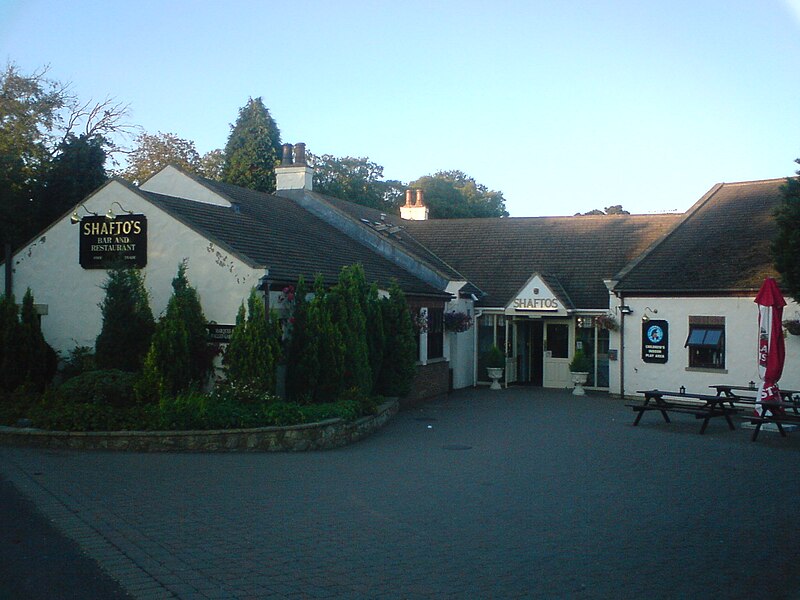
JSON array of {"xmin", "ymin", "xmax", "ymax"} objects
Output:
[{"xmin": 2, "ymin": 387, "xmax": 800, "ymax": 599}]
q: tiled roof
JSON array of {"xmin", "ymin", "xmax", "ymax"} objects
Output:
[
  {"xmin": 614, "ymin": 179, "xmax": 786, "ymax": 294},
  {"xmin": 312, "ymin": 194, "xmax": 470, "ymax": 284},
  {"xmin": 140, "ymin": 181, "xmax": 447, "ymax": 297},
  {"xmin": 402, "ymin": 214, "xmax": 681, "ymax": 309}
]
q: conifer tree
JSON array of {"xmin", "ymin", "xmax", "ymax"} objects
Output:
[
  {"xmin": 95, "ymin": 267, "xmax": 155, "ymax": 372},
  {"xmin": 0, "ymin": 294, "xmax": 19, "ymax": 392},
  {"xmin": 221, "ymin": 97, "xmax": 282, "ymax": 193},
  {"xmin": 141, "ymin": 262, "xmax": 212, "ymax": 397},
  {"xmin": 223, "ymin": 288, "xmax": 282, "ymax": 394},
  {"xmin": 773, "ymin": 162, "xmax": 800, "ymax": 303},
  {"xmin": 311, "ymin": 281, "xmax": 346, "ymax": 401},
  {"xmin": 377, "ymin": 281, "xmax": 417, "ymax": 397},
  {"xmin": 285, "ymin": 277, "xmax": 318, "ymax": 402},
  {"xmin": 18, "ymin": 289, "xmax": 57, "ymax": 390}
]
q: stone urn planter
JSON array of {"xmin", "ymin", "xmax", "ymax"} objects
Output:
[
  {"xmin": 570, "ymin": 371, "xmax": 589, "ymax": 396},
  {"xmin": 569, "ymin": 350, "xmax": 591, "ymax": 396},
  {"xmin": 486, "ymin": 367, "xmax": 504, "ymax": 390}
]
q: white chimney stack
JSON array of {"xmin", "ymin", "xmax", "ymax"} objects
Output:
[
  {"xmin": 275, "ymin": 143, "xmax": 313, "ymax": 191},
  {"xmin": 400, "ymin": 188, "xmax": 429, "ymax": 220}
]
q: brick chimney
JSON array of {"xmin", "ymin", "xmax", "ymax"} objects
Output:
[
  {"xmin": 400, "ymin": 188, "xmax": 429, "ymax": 220},
  {"xmin": 275, "ymin": 143, "xmax": 313, "ymax": 191}
]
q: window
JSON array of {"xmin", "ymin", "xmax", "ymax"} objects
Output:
[
  {"xmin": 427, "ymin": 307, "xmax": 444, "ymax": 360},
  {"xmin": 546, "ymin": 323, "xmax": 569, "ymax": 359},
  {"xmin": 685, "ymin": 317, "xmax": 725, "ymax": 369}
]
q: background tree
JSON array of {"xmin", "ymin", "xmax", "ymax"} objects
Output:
[
  {"xmin": 223, "ymin": 288, "xmax": 282, "ymax": 394},
  {"xmin": 95, "ymin": 268, "xmax": 155, "ymax": 372},
  {"xmin": 120, "ymin": 132, "xmax": 202, "ymax": 184},
  {"xmin": 772, "ymin": 160, "xmax": 800, "ymax": 303},
  {"xmin": 575, "ymin": 205, "xmax": 630, "ymax": 216},
  {"xmin": 199, "ymin": 149, "xmax": 225, "ymax": 181},
  {"xmin": 311, "ymin": 154, "xmax": 404, "ymax": 213},
  {"xmin": 0, "ymin": 62, "xmax": 133, "ymax": 247},
  {"xmin": 409, "ymin": 170, "xmax": 508, "ymax": 218},
  {"xmin": 222, "ymin": 97, "xmax": 282, "ymax": 193},
  {"xmin": 35, "ymin": 134, "xmax": 107, "ymax": 228}
]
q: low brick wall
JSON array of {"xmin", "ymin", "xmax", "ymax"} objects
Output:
[
  {"xmin": 0, "ymin": 400, "xmax": 398, "ymax": 453},
  {"xmin": 402, "ymin": 360, "xmax": 450, "ymax": 409}
]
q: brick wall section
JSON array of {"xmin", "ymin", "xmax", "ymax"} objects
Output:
[{"xmin": 401, "ymin": 360, "xmax": 450, "ymax": 409}]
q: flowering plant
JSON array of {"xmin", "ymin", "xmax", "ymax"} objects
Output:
[
  {"xmin": 783, "ymin": 319, "xmax": 800, "ymax": 335},
  {"xmin": 594, "ymin": 313, "xmax": 619, "ymax": 331},
  {"xmin": 412, "ymin": 310, "xmax": 430, "ymax": 334},
  {"xmin": 444, "ymin": 311, "xmax": 473, "ymax": 333}
]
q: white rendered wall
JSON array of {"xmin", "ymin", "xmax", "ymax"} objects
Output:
[
  {"xmin": 446, "ymin": 298, "xmax": 476, "ymax": 389},
  {"xmin": 607, "ymin": 296, "xmax": 800, "ymax": 397},
  {"xmin": 2, "ymin": 181, "xmax": 260, "ymax": 357}
]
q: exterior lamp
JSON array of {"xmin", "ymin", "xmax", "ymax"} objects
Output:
[
  {"xmin": 642, "ymin": 307, "xmax": 658, "ymax": 322},
  {"xmin": 70, "ymin": 204, "xmax": 98, "ymax": 224},
  {"xmin": 680, "ymin": 385, "xmax": 686, "ymax": 395},
  {"xmin": 105, "ymin": 201, "xmax": 134, "ymax": 220},
  {"xmin": 618, "ymin": 305, "xmax": 633, "ymax": 315},
  {"xmin": 258, "ymin": 267, "xmax": 271, "ymax": 310}
]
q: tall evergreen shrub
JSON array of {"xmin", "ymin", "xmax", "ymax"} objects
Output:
[
  {"xmin": 285, "ymin": 277, "xmax": 317, "ymax": 402},
  {"xmin": 223, "ymin": 288, "xmax": 282, "ymax": 394},
  {"xmin": 141, "ymin": 262, "xmax": 212, "ymax": 398},
  {"xmin": 0, "ymin": 289, "xmax": 57, "ymax": 392},
  {"xmin": 326, "ymin": 265, "xmax": 372, "ymax": 395},
  {"xmin": 377, "ymin": 281, "xmax": 417, "ymax": 397},
  {"xmin": 95, "ymin": 267, "xmax": 154, "ymax": 371}
]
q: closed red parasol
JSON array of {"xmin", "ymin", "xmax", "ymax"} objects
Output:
[{"xmin": 754, "ymin": 277, "xmax": 786, "ymax": 416}]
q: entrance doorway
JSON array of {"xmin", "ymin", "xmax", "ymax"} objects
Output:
[{"xmin": 516, "ymin": 321, "xmax": 544, "ymax": 385}]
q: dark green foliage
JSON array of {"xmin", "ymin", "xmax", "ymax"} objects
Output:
[
  {"xmin": 18, "ymin": 289, "xmax": 58, "ymax": 390},
  {"xmin": 95, "ymin": 268, "xmax": 155, "ymax": 372},
  {"xmin": 35, "ymin": 134, "xmax": 107, "ymax": 228},
  {"xmin": 223, "ymin": 288, "xmax": 283, "ymax": 394},
  {"xmin": 141, "ymin": 262, "xmax": 213, "ymax": 398},
  {"xmin": 484, "ymin": 345, "xmax": 506, "ymax": 369},
  {"xmin": 285, "ymin": 277, "xmax": 315, "ymax": 402},
  {"xmin": 569, "ymin": 350, "xmax": 590, "ymax": 372},
  {"xmin": 308, "ymin": 279, "xmax": 346, "ymax": 401},
  {"xmin": 57, "ymin": 369, "xmax": 139, "ymax": 408},
  {"xmin": 327, "ymin": 265, "xmax": 372, "ymax": 395},
  {"xmin": 311, "ymin": 154, "xmax": 405, "ymax": 213},
  {"xmin": 376, "ymin": 281, "xmax": 418, "ymax": 397},
  {"xmin": 60, "ymin": 346, "xmax": 95, "ymax": 381},
  {"xmin": 773, "ymin": 164, "xmax": 800, "ymax": 304},
  {"xmin": 222, "ymin": 97, "xmax": 282, "ymax": 193},
  {"xmin": 409, "ymin": 170, "xmax": 508, "ymax": 219},
  {"xmin": 0, "ymin": 290, "xmax": 57, "ymax": 393},
  {"xmin": 0, "ymin": 293, "xmax": 21, "ymax": 392}
]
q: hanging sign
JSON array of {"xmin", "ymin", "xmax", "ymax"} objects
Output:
[
  {"xmin": 642, "ymin": 320, "xmax": 668, "ymax": 363},
  {"xmin": 207, "ymin": 323, "xmax": 235, "ymax": 344},
  {"xmin": 79, "ymin": 215, "xmax": 147, "ymax": 269}
]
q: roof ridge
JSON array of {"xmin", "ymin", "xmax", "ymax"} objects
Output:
[{"xmin": 612, "ymin": 183, "xmax": 725, "ymax": 285}]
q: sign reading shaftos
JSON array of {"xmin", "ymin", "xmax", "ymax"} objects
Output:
[
  {"xmin": 79, "ymin": 215, "xmax": 147, "ymax": 269},
  {"xmin": 511, "ymin": 274, "xmax": 561, "ymax": 311}
]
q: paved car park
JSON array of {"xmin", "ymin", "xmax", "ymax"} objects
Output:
[{"xmin": 1, "ymin": 387, "xmax": 799, "ymax": 599}]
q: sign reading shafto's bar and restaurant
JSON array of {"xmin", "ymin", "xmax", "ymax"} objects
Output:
[{"xmin": 79, "ymin": 215, "xmax": 147, "ymax": 269}]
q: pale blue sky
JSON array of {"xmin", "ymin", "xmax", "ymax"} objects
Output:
[{"xmin": 2, "ymin": 0, "xmax": 799, "ymax": 216}]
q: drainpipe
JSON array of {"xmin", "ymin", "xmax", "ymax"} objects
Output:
[
  {"xmin": 473, "ymin": 309, "xmax": 483, "ymax": 387},
  {"xmin": 618, "ymin": 296, "xmax": 626, "ymax": 399},
  {"xmin": 4, "ymin": 243, "xmax": 11, "ymax": 298}
]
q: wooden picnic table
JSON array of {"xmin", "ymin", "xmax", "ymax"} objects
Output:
[
  {"xmin": 629, "ymin": 390, "xmax": 740, "ymax": 434},
  {"xmin": 710, "ymin": 384, "xmax": 800, "ymax": 414},
  {"xmin": 739, "ymin": 400, "xmax": 800, "ymax": 441}
]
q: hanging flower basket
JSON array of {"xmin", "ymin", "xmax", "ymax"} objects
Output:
[
  {"xmin": 444, "ymin": 311, "xmax": 473, "ymax": 333},
  {"xmin": 594, "ymin": 313, "xmax": 619, "ymax": 332},
  {"xmin": 783, "ymin": 319, "xmax": 800, "ymax": 335}
]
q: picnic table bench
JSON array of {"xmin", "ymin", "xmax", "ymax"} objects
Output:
[
  {"xmin": 738, "ymin": 400, "xmax": 800, "ymax": 441},
  {"xmin": 710, "ymin": 385, "xmax": 800, "ymax": 441},
  {"xmin": 628, "ymin": 390, "xmax": 740, "ymax": 434}
]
